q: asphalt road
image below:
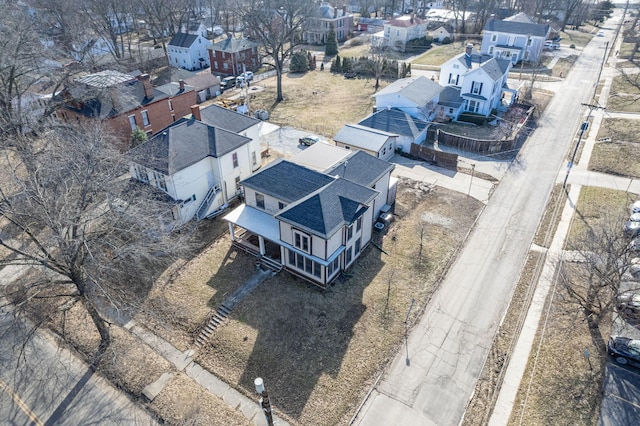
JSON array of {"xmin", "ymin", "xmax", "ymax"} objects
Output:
[
  {"xmin": 0, "ymin": 307, "xmax": 156, "ymax": 425},
  {"xmin": 353, "ymin": 16, "xmax": 611, "ymax": 426}
]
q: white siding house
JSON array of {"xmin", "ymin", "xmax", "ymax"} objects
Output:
[
  {"xmin": 168, "ymin": 33, "xmax": 212, "ymax": 71},
  {"xmin": 481, "ymin": 13, "xmax": 550, "ymax": 65},
  {"xmin": 128, "ymin": 115, "xmax": 259, "ymax": 226},
  {"xmin": 333, "ymin": 124, "xmax": 398, "ymax": 161},
  {"xmin": 439, "ymin": 44, "xmax": 512, "ymax": 117},
  {"xmin": 372, "ymin": 75, "xmax": 444, "ymax": 122},
  {"xmin": 383, "ymin": 15, "xmax": 428, "ymax": 51}
]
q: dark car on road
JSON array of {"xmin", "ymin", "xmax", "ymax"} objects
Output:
[
  {"xmin": 299, "ymin": 136, "xmax": 320, "ymax": 146},
  {"xmin": 608, "ymin": 336, "xmax": 640, "ymax": 366}
]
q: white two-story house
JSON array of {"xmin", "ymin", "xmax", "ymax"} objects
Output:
[
  {"xmin": 438, "ymin": 44, "xmax": 511, "ymax": 118},
  {"xmin": 224, "ymin": 149, "xmax": 395, "ymax": 288},
  {"xmin": 481, "ymin": 13, "xmax": 551, "ymax": 65},
  {"xmin": 167, "ymin": 33, "xmax": 212, "ymax": 71},
  {"xmin": 128, "ymin": 112, "xmax": 260, "ymax": 226}
]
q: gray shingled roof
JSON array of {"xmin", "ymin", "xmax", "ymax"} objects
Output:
[
  {"xmin": 373, "ymin": 75, "xmax": 444, "ymax": 106},
  {"xmin": 241, "ymin": 160, "xmax": 335, "ymax": 203},
  {"xmin": 209, "ymin": 37, "xmax": 258, "ymax": 53},
  {"xmin": 325, "ymin": 150, "xmax": 395, "ymax": 188},
  {"xmin": 277, "ymin": 178, "xmax": 377, "ymax": 238},
  {"xmin": 358, "ymin": 108, "xmax": 429, "ymax": 139},
  {"xmin": 129, "ymin": 118, "xmax": 252, "ymax": 175},
  {"xmin": 438, "ymin": 86, "xmax": 463, "ymax": 107},
  {"xmin": 480, "ymin": 57, "xmax": 511, "ymax": 81},
  {"xmin": 168, "ymin": 33, "xmax": 200, "ymax": 48},
  {"xmin": 483, "ymin": 18, "xmax": 549, "ymax": 38},
  {"xmin": 199, "ymin": 104, "xmax": 260, "ymax": 133}
]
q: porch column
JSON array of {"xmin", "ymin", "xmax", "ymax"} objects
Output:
[
  {"xmin": 228, "ymin": 222, "xmax": 236, "ymax": 242},
  {"xmin": 258, "ymin": 236, "xmax": 266, "ymax": 255}
]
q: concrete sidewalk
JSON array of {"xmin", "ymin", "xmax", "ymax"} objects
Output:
[{"xmin": 488, "ymin": 10, "xmax": 631, "ymax": 423}]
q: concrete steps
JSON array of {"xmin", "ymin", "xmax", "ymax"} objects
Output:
[{"xmin": 194, "ymin": 304, "xmax": 232, "ymax": 349}]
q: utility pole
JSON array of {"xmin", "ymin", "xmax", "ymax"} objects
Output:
[
  {"xmin": 593, "ymin": 40, "xmax": 609, "ymax": 100},
  {"xmin": 563, "ymin": 103, "xmax": 606, "ymax": 188}
]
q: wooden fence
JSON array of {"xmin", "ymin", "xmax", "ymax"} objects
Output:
[
  {"xmin": 409, "ymin": 144, "xmax": 459, "ymax": 169},
  {"xmin": 437, "ymin": 130, "xmax": 516, "ymax": 154}
]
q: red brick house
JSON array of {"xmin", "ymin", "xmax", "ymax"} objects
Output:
[
  {"xmin": 208, "ymin": 37, "xmax": 260, "ymax": 76},
  {"xmin": 56, "ymin": 70, "xmax": 196, "ymax": 146}
]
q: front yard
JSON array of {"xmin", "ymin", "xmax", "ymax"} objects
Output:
[{"xmin": 141, "ymin": 179, "xmax": 484, "ymax": 425}]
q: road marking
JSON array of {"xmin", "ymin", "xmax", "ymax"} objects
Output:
[
  {"xmin": 0, "ymin": 378, "xmax": 44, "ymax": 426},
  {"xmin": 607, "ymin": 392, "xmax": 640, "ymax": 410}
]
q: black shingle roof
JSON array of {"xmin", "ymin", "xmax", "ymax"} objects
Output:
[
  {"xmin": 129, "ymin": 118, "xmax": 252, "ymax": 175},
  {"xmin": 199, "ymin": 104, "xmax": 260, "ymax": 133},
  {"xmin": 168, "ymin": 33, "xmax": 200, "ymax": 48},
  {"xmin": 358, "ymin": 108, "xmax": 429, "ymax": 139},
  {"xmin": 325, "ymin": 150, "xmax": 394, "ymax": 188},
  {"xmin": 241, "ymin": 160, "xmax": 335, "ymax": 203},
  {"xmin": 277, "ymin": 178, "xmax": 377, "ymax": 237},
  {"xmin": 483, "ymin": 19, "xmax": 549, "ymax": 38}
]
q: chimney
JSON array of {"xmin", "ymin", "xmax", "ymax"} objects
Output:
[
  {"xmin": 139, "ymin": 74, "xmax": 154, "ymax": 100},
  {"xmin": 342, "ymin": 5, "xmax": 347, "ymax": 16},
  {"xmin": 489, "ymin": 14, "xmax": 495, "ymax": 21},
  {"xmin": 465, "ymin": 43, "xmax": 473, "ymax": 56},
  {"xmin": 191, "ymin": 105, "xmax": 201, "ymax": 121},
  {"xmin": 334, "ymin": 6, "xmax": 338, "ymax": 19},
  {"xmin": 179, "ymin": 79, "xmax": 185, "ymax": 92}
]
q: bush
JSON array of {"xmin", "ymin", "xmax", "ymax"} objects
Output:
[
  {"xmin": 458, "ymin": 112, "xmax": 487, "ymax": 126},
  {"xmin": 441, "ymin": 37, "xmax": 452, "ymax": 45},
  {"xmin": 290, "ymin": 50, "xmax": 310, "ymax": 73}
]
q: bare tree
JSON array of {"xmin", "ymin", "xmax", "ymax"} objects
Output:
[
  {"xmin": 238, "ymin": 0, "xmax": 313, "ymax": 103},
  {"xmin": 0, "ymin": 124, "xmax": 194, "ymax": 369},
  {"xmin": 561, "ymin": 210, "xmax": 638, "ymax": 346},
  {"xmin": 356, "ymin": 47, "xmax": 396, "ymax": 90}
]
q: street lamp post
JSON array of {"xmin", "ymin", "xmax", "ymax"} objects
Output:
[{"xmin": 254, "ymin": 377, "xmax": 274, "ymax": 426}]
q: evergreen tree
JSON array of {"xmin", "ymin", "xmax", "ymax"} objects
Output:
[
  {"xmin": 331, "ymin": 54, "xmax": 341, "ymax": 72},
  {"xmin": 130, "ymin": 126, "xmax": 148, "ymax": 147},
  {"xmin": 325, "ymin": 23, "xmax": 338, "ymax": 56},
  {"xmin": 290, "ymin": 50, "xmax": 310, "ymax": 73}
]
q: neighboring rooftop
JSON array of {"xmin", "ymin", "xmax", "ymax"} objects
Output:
[
  {"xmin": 168, "ymin": 33, "xmax": 200, "ymax": 48},
  {"xmin": 289, "ymin": 143, "xmax": 352, "ymax": 172},
  {"xmin": 209, "ymin": 37, "xmax": 258, "ymax": 53},
  {"xmin": 334, "ymin": 123, "xmax": 398, "ymax": 152},
  {"xmin": 75, "ymin": 70, "xmax": 136, "ymax": 88},
  {"xmin": 326, "ymin": 150, "xmax": 395, "ymax": 188},
  {"xmin": 373, "ymin": 75, "xmax": 444, "ymax": 106},
  {"xmin": 358, "ymin": 108, "xmax": 430, "ymax": 139},
  {"xmin": 129, "ymin": 118, "xmax": 251, "ymax": 175},
  {"xmin": 484, "ymin": 14, "xmax": 549, "ymax": 37},
  {"xmin": 199, "ymin": 104, "xmax": 260, "ymax": 133}
]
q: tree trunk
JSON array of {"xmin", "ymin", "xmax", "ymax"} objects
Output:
[{"xmin": 83, "ymin": 297, "xmax": 111, "ymax": 370}]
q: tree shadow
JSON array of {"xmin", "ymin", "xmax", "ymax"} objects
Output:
[{"xmin": 220, "ymin": 245, "xmax": 385, "ymax": 421}]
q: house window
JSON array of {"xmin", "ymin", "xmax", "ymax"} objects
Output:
[
  {"xmin": 347, "ymin": 224, "xmax": 353, "ymax": 241},
  {"xmin": 289, "ymin": 249, "xmax": 296, "ymax": 265},
  {"xmin": 489, "ymin": 46, "xmax": 494, "ymax": 55},
  {"xmin": 251, "ymin": 151, "xmax": 257, "ymax": 166},
  {"xmin": 232, "ymin": 153, "xmax": 239, "ymax": 168},
  {"xmin": 255, "ymin": 193, "xmax": 265, "ymax": 209},
  {"xmin": 357, "ymin": 216, "xmax": 362, "ymax": 231},
  {"xmin": 294, "ymin": 231, "xmax": 310, "ymax": 252},
  {"xmin": 168, "ymin": 100, "xmax": 173, "ymax": 111},
  {"xmin": 305, "ymin": 257, "xmax": 313, "ymax": 274},
  {"xmin": 214, "ymin": 61, "xmax": 218, "ymax": 69},
  {"xmin": 278, "ymin": 202, "xmax": 286, "ymax": 210},
  {"xmin": 128, "ymin": 115, "xmax": 137, "ymax": 131},
  {"xmin": 141, "ymin": 110, "xmax": 150, "ymax": 127},
  {"xmin": 468, "ymin": 100, "xmax": 480, "ymax": 113},
  {"xmin": 313, "ymin": 261, "xmax": 321, "ymax": 278},
  {"xmin": 134, "ymin": 164, "xmax": 148, "ymax": 183},
  {"xmin": 345, "ymin": 246, "xmax": 352, "ymax": 265},
  {"xmin": 471, "ymin": 81, "xmax": 483, "ymax": 95},
  {"xmin": 155, "ymin": 172, "xmax": 167, "ymax": 191},
  {"xmin": 527, "ymin": 38, "xmax": 533, "ymax": 46},
  {"xmin": 235, "ymin": 176, "xmax": 241, "ymax": 191},
  {"xmin": 491, "ymin": 34, "xmax": 497, "ymax": 42},
  {"xmin": 296, "ymin": 253, "xmax": 305, "ymax": 269},
  {"xmin": 448, "ymin": 74, "xmax": 459, "ymax": 86},
  {"xmin": 355, "ymin": 237, "xmax": 361, "ymax": 255}
]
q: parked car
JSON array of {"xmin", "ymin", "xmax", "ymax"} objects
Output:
[
  {"xmin": 299, "ymin": 136, "xmax": 320, "ymax": 146},
  {"xmin": 373, "ymin": 212, "xmax": 394, "ymax": 232},
  {"xmin": 630, "ymin": 213, "xmax": 640, "ymax": 222},
  {"xmin": 597, "ymin": 31, "xmax": 605, "ymax": 37},
  {"xmin": 344, "ymin": 72, "xmax": 358, "ymax": 79},
  {"xmin": 544, "ymin": 40, "xmax": 560, "ymax": 50},
  {"xmin": 608, "ymin": 336, "xmax": 640, "ymax": 366},
  {"xmin": 220, "ymin": 76, "xmax": 237, "ymax": 92},
  {"xmin": 625, "ymin": 220, "xmax": 640, "ymax": 238},
  {"xmin": 617, "ymin": 291, "xmax": 640, "ymax": 318},
  {"xmin": 237, "ymin": 71, "xmax": 254, "ymax": 82},
  {"xmin": 631, "ymin": 201, "xmax": 640, "ymax": 214}
]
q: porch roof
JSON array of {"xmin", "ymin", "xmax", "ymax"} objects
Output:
[{"xmin": 224, "ymin": 204, "xmax": 280, "ymax": 243}]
